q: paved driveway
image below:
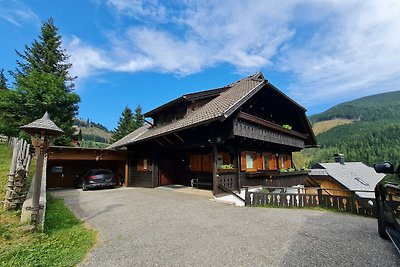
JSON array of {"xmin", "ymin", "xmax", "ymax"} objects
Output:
[{"xmin": 51, "ymin": 188, "xmax": 399, "ymax": 267}]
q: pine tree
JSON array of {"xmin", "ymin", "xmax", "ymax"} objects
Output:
[
  {"xmin": 133, "ymin": 104, "xmax": 144, "ymax": 130},
  {"xmin": 0, "ymin": 69, "xmax": 7, "ymax": 90},
  {"xmin": 111, "ymin": 106, "xmax": 135, "ymax": 143}
]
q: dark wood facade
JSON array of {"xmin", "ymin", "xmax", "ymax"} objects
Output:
[{"xmin": 111, "ymin": 73, "xmax": 317, "ymax": 195}]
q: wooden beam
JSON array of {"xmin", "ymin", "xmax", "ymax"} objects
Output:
[
  {"xmin": 47, "ymin": 150, "xmax": 127, "ymax": 161},
  {"xmin": 173, "ymin": 133, "xmax": 185, "ymax": 143},
  {"xmin": 155, "ymin": 139, "xmax": 164, "ymax": 147},
  {"xmin": 162, "ymin": 136, "xmax": 174, "ymax": 144}
]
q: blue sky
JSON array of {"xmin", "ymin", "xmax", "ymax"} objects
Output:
[{"xmin": 1, "ymin": 0, "xmax": 400, "ymax": 130}]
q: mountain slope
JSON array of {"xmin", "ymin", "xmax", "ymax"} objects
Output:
[
  {"xmin": 310, "ymin": 90, "xmax": 400, "ymax": 123},
  {"xmin": 301, "ymin": 91, "xmax": 400, "ymax": 167},
  {"xmin": 73, "ymin": 118, "xmax": 112, "ymax": 143}
]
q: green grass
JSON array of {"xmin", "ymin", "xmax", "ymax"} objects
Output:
[{"xmin": 0, "ymin": 143, "xmax": 97, "ymax": 267}]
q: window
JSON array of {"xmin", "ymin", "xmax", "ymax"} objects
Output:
[
  {"xmin": 137, "ymin": 158, "xmax": 149, "ymax": 172},
  {"xmin": 51, "ymin": 166, "xmax": 63, "ymax": 173},
  {"xmin": 280, "ymin": 156, "xmax": 285, "ymax": 169},
  {"xmin": 241, "ymin": 151, "xmax": 257, "ymax": 172},
  {"xmin": 143, "ymin": 159, "xmax": 148, "ymax": 170},
  {"xmin": 246, "ymin": 154, "xmax": 254, "ymax": 169},
  {"xmin": 217, "ymin": 154, "xmax": 224, "ymax": 168},
  {"xmin": 263, "ymin": 154, "xmax": 270, "ymax": 170}
]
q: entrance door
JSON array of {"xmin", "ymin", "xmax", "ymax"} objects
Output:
[{"xmin": 159, "ymin": 156, "xmax": 175, "ymax": 185}]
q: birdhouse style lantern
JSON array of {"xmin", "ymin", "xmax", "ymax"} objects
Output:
[{"xmin": 20, "ymin": 112, "xmax": 63, "ymax": 225}]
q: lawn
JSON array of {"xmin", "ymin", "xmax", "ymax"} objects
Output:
[{"xmin": 0, "ymin": 143, "xmax": 96, "ymax": 267}]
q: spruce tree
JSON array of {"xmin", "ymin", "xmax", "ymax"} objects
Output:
[
  {"xmin": 13, "ymin": 18, "xmax": 75, "ymax": 88},
  {"xmin": 133, "ymin": 104, "xmax": 144, "ymax": 130},
  {"xmin": 111, "ymin": 106, "xmax": 135, "ymax": 142},
  {"xmin": 0, "ymin": 18, "xmax": 80, "ymax": 145},
  {"xmin": 0, "ymin": 69, "xmax": 7, "ymax": 90}
]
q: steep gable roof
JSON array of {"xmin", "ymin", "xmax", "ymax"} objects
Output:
[
  {"xmin": 109, "ymin": 72, "xmax": 265, "ymax": 148},
  {"xmin": 109, "ymin": 72, "xmax": 316, "ymax": 149},
  {"xmin": 310, "ymin": 162, "xmax": 385, "ymax": 198}
]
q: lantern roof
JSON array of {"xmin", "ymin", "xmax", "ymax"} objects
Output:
[{"xmin": 20, "ymin": 112, "xmax": 64, "ymax": 137}]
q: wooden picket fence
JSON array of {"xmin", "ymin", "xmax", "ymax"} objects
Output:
[
  {"xmin": 245, "ymin": 187, "xmax": 376, "ymax": 216},
  {"xmin": 3, "ymin": 137, "xmax": 32, "ymax": 210}
]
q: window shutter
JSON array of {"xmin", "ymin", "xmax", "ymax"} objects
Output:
[
  {"xmin": 202, "ymin": 153, "xmax": 212, "ymax": 172},
  {"xmin": 269, "ymin": 154, "xmax": 277, "ymax": 170},
  {"xmin": 255, "ymin": 153, "xmax": 263, "ymax": 170},
  {"xmin": 190, "ymin": 154, "xmax": 202, "ymax": 171},
  {"xmin": 240, "ymin": 152, "xmax": 247, "ymax": 171},
  {"xmin": 285, "ymin": 154, "xmax": 292, "ymax": 169},
  {"xmin": 222, "ymin": 152, "xmax": 230, "ymax": 165}
]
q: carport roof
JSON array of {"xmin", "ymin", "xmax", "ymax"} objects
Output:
[{"xmin": 47, "ymin": 146, "xmax": 127, "ymax": 161}]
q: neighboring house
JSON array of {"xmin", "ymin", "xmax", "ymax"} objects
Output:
[
  {"xmin": 109, "ymin": 72, "xmax": 317, "ymax": 195},
  {"xmin": 310, "ymin": 154, "xmax": 385, "ymax": 198}
]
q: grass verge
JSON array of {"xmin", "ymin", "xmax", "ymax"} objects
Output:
[{"xmin": 0, "ymin": 143, "xmax": 96, "ymax": 267}]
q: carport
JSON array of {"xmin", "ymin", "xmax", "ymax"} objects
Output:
[{"xmin": 46, "ymin": 146, "xmax": 128, "ymax": 188}]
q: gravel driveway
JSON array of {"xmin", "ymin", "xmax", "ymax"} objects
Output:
[{"xmin": 51, "ymin": 188, "xmax": 399, "ymax": 267}]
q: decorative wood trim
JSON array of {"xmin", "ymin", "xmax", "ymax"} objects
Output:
[
  {"xmin": 233, "ymin": 120, "xmax": 305, "ymax": 148},
  {"xmin": 237, "ymin": 111, "xmax": 308, "ymax": 140}
]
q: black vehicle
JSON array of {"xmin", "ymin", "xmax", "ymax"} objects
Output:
[
  {"xmin": 374, "ymin": 162, "xmax": 400, "ymax": 253},
  {"xmin": 79, "ymin": 169, "xmax": 116, "ymax": 191}
]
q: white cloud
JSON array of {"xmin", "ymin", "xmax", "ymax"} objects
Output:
[
  {"xmin": 64, "ymin": 37, "xmax": 112, "ymax": 79},
  {"xmin": 70, "ymin": 0, "xmax": 400, "ymax": 107},
  {"xmin": 106, "ymin": 0, "xmax": 167, "ymax": 21},
  {"xmin": 279, "ymin": 0, "xmax": 400, "ymax": 106},
  {"xmin": 0, "ymin": 0, "xmax": 40, "ymax": 27}
]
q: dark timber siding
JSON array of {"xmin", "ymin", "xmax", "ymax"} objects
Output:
[
  {"xmin": 128, "ymin": 158, "xmax": 152, "ymax": 188},
  {"xmin": 128, "ymin": 171, "xmax": 152, "ymax": 187}
]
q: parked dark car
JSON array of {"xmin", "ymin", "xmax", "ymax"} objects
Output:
[
  {"xmin": 374, "ymin": 162, "xmax": 400, "ymax": 253},
  {"xmin": 79, "ymin": 169, "xmax": 116, "ymax": 191}
]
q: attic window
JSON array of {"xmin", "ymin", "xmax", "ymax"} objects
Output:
[{"xmin": 354, "ymin": 177, "xmax": 369, "ymax": 186}]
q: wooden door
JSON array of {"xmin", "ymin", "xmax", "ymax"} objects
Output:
[{"xmin": 159, "ymin": 156, "xmax": 175, "ymax": 185}]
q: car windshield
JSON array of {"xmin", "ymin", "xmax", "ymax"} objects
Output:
[{"xmin": 89, "ymin": 169, "xmax": 113, "ymax": 175}]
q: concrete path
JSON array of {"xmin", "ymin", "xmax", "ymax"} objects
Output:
[{"xmin": 50, "ymin": 188, "xmax": 400, "ymax": 267}]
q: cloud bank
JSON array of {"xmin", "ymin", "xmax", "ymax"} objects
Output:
[{"xmin": 64, "ymin": 0, "xmax": 400, "ymax": 106}]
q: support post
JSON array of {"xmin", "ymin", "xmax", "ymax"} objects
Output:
[
  {"xmin": 235, "ymin": 140, "xmax": 241, "ymax": 194},
  {"xmin": 30, "ymin": 140, "xmax": 50, "ymax": 223},
  {"xmin": 212, "ymin": 139, "xmax": 218, "ymax": 196},
  {"xmin": 151, "ymin": 146, "xmax": 159, "ymax": 188},
  {"xmin": 124, "ymin": 158, "xmax": 129, "ymax": 187}
]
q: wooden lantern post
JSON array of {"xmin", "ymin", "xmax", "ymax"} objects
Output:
[{"xmin": 20, "ymin": 112, "xmax": 63, "ymax": 225}]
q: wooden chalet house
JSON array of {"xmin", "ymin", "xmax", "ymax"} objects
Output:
[{"xmin": 109, "ymin": 72, "xmax": 317, "ymax": 195}]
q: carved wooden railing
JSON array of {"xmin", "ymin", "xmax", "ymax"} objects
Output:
[
  {"xmin": 245, "ymin": 187, "xmax": 376, "ymax": 216},
  {"xmin": 218, "ymin": 172, "xmax": 239, "ymax": 192}
]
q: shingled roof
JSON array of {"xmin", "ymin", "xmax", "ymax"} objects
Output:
[
  {"xmin": 109, "ymin": 72, "xmax": 310, "ymax": 149},
  {"xmin": 310, "ymin": 162, "xmax": 385, "ymax": 198},
  {"xmin": 20, "ymin": 112, "xmax": 64, "ymax": 136}
]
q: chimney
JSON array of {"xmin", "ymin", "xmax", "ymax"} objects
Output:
[{"xmin": 334, "ymin": 153, "xmax": 345, "ymax": 165}]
